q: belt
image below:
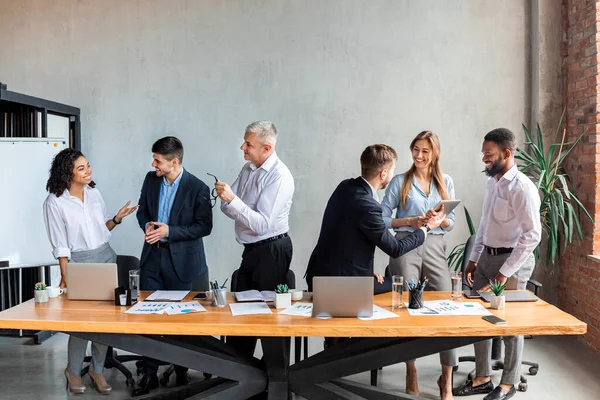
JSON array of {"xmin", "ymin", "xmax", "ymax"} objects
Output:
[
  {"xmin": 244, "ymin": 233, "xmax": 289, "ymax": 250},
  {"xmin": 485, "ymin": 245, "xmax": 513, "ymax": 256},
  {"xmin": 153, "ymin": 241, "xmax": 170, "ymax": 249}
]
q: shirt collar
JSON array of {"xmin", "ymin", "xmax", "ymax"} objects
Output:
[
  {"xmin": 497, "ymin": 164, "xmax": 518, "ymax": 182},
  {"xmin": 162, "ymin": 167, "xmax": 184, "ymax": 187},
  {"xmin": 361, "ymin": 177, "xmax": 379, "ymax": 201},
  {"xmin": 249, "ymin": 152, "xmax": 278, "ymax": 172}
]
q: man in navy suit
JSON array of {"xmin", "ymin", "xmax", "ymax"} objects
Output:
[
  {"xmin": 305, "ymin": 144, "xmax": 445, "ymax": 290},
  {"xmin": 133, "ymin": 136, "xmax": 213, "ymax": 396}
]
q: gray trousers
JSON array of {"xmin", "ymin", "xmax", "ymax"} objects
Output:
[
  {"xmin": 389, "ymin": 232, "xmax": 458, "ymax": 367},
  {"xmin": 472, "ymin": 251, "xmax": 535, "ymax": 385},
  {"xmin": 67, "ymin": 242, "xmax": 116, "ymax": 376}
]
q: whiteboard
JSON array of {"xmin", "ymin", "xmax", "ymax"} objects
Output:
[{"xmin": 0, "ymin": 140, "xmax": 67, "ymax": 265}]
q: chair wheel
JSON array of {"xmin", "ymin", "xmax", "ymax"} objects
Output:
[
  {"xmin": 135, "ymin": 360, "xmax": 143, "ymax": 368},
  {"xmin": 518, "ymin": 383, "xmax": 527, "ymax": 392},
  {"xmin": 136, "ymin": 367, "xmax": 143, "ymax": 376},
  {"xmin": 452, "ymin": 366, "xmax": 459, "ymax": 372},
  {"xmin": 160, "ymin": 376, "xmax": 169, "ymax": 387},
  {"xmin": 529, "ymin": 367, "xmax": 538, "ymax": 375},
  {"xmin": 467, "ymin": 372, "xmax": 475, "ymax": 380},
  {"xmin": 203, "ymin": 373, "xmax": 212, "ymax": 379},
  {"xmin": 126, "ymin": 377, "xmax": 135, "ymax": 387}
]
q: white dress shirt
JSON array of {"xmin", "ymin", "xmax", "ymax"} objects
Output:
[
  {"xmin": 469, "ymin": 164, "xmax": 542, "ymax": 277},
  {"xmin": 43, "ymin": 186, "xmax": 112, "ymax": 259},
  {"xmin": 221, "ymin": 152, "xmax": 294, "ymax": 244}
]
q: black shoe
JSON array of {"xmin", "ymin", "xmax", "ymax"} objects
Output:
[
  {"xmin": 453, "ymin": 380, "xmax": 494, "ymax": 396},
  {"xmin": 175, "ymin": 372, "xmax": 191, "ymax": 387},
  {"xmin": 484, "ymin": 386, "xmax": 516, "ymax": 400},
  {"xmin": 132, "ymin": 374, "xmax": 159, "ymax": 397}
]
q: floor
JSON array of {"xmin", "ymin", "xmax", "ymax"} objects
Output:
[{"xmin": 0, "ymin": 333, "xmax": 598, "ymax": 399}]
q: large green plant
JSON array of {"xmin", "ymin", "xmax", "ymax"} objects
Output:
[
  {"xmin": 515, "ymin": 112, "xmax": 593, "ymax": 267},
  {"xmin": 447, "ymin": 206, "xmax": 476, "ymax": 271}
]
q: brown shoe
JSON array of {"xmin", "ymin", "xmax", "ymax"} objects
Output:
[
  {"xmin": 88, "ymin": 370, "xmax": 112, "ymax": 395},
  {"xmin": 64, "ymin": 368, "xmax": 86, "ymax": 394}
]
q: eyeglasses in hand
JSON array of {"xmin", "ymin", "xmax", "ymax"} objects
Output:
[{"xmin": 207, "ymin": 173, "xmax": 219, "ymax": 208}]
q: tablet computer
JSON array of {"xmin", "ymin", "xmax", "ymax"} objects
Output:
[{"xmin": 433, "ymin": 199, "xmax": 461, "ymax": 215}]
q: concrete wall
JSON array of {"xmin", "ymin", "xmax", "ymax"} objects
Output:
[{"xmin": 0, "ymin": 0, "xmax": 532, "ymax": 289}]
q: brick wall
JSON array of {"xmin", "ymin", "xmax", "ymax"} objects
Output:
[{"xmin": 559, "ymin": 0, "xmax": 600, "ymax": 351}]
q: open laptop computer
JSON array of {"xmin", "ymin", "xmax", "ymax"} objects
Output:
[
  {"xmin": 312, "ymin": 276, "xmax": 373, "ymax": 318},
  {"xmin": 66, "ymin": 263, "xmax": 118, "ymax": 301},
  {"xmin": 478, "ymin": 290, "xmax": 538, "ymax": 303}
]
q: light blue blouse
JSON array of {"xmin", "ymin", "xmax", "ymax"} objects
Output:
[{"xmin": 381, "ymin": 173, "xmax": 456, "ymax": 235}]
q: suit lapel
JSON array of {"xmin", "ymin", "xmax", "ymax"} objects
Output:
[
  {"xmin": 169, "ymin": 170, "xmax": 190, "ymax": 224},
  {"xmin": 149, "ymin": 174, "xmax": 161, "ymax": 221}
]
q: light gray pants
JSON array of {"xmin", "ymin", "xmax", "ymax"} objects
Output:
[
  {"xmin": 472, "ymin": 250, "xmax": 535, "ymax": 385},
  {"xmin": 67, "ymin": 242, "xmax": 116, "ymax": 376},
  {"xmin": 389, "ymin": 232, "xmax": 458, "ymax": 367}
]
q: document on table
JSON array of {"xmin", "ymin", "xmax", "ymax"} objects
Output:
[
  {"xmin": 423, "ymin": 300, "xmax": 491, "ymax": 316},
  {"xmin": 165, "ymin": 301, "xmax": 206, "ymax": 316},
  {"xmin": 234, "ymin": 290, "xmax": 276, "ymax": 302},
  {"xmin": 358, "ymin": 305, "xmax": 400, "ymax": 320},
  {"xmin": 278, "ymin": 302, "xmax": 313, "ymax": 316},
  {"xmin": 229, "ymin": 302, "xmax": 273, "ymax": 316},
  {"xmin": 145, "ymin": 290, "xmax": 190, "ymax": 302},
  {"xmin": 125, "ymin": 302, "xmax": 173, "ymax": 315},
  {"xmin": 405, "ymin": 303, "xmax": 441, "ymax": 316}
]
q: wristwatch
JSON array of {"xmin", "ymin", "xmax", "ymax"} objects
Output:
[
  {"xmin": 112, "ymin": 216, "xmax": 121, "ymax": 225},
  {"xmin": 422, "ymin": 223, "xmax": 431, "ymax": 232}
]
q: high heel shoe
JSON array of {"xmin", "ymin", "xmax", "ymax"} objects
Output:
[
  {"xmin": 64, "ymin": 368, "xmax": 86, "ymax": 394},
  {"xmin": 88, "ymin": 370, "xmax": 112, "ymax": 395}
]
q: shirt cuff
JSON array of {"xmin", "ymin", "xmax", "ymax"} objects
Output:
[
  {"xmin": 53, "ymin": 247, "xmax": 71, "ymax": 260},
  {"xmin": 228, "ymin": 196, "xmax": 245, "ymax": 213},
  {"xmin": 419, "ymin": 226, "xmax": 428, "ymax": 239}
]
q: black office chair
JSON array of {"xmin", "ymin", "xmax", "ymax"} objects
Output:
[
  {"xmin": 82, "ymin": 255, "xmax": 142, "ymax": 387},
  {"xmin": 227, "ymin": 268, "xmax": 308, "ymax": 363},
  {"xmin": 455, "ymin": 234, "xmax": 540, "ymax": 392}
]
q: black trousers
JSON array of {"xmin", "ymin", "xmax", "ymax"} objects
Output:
[
  {"xmin": 228, "ymin": 235, "xmax": 293, "ymax": 358},
  {"xmin": 140, "ymin": 246, "xmax": 208, "ymax": 376}
]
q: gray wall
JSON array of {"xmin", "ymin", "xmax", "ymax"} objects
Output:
[{"xmin": 0, "ymin": 0, "xmax": 532, "ymax": 289}]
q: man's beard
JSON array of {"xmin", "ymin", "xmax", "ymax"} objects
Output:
[{"xmin": 483, "ymin": 157, "xmax": 504, "ymax": 177}]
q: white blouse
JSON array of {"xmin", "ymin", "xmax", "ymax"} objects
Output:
[{"xmin": 43, "ymin": 186, "xmax": 112, "ymax": 260}]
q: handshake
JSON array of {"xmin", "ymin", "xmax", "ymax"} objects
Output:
[{"xmin": 411, "ymin": 204, "xmax": 447, "ymax": 230}]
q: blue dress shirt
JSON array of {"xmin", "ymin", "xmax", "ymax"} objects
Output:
[
  {"xmin": 157, "ymin": 168, "xmax": 184, "ymax": 239},
  {"xmin": 381, "ymin": 173, "xmax": 456, "ymax": 235}
]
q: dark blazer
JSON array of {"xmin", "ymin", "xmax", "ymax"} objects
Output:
[
  {"xmin": 136, "ymin": 169, "xmax": 213, "ymax": 283},
  {"xmin": 305, "ymin": 177, "xmax": 425, "ymax": 289}
]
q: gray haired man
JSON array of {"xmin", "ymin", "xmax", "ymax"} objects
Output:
[{"xmin": 215, "ymin": 120, "xmax": 295, "ymax": 358}]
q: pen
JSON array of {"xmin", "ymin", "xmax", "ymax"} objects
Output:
[{"xmin": 221, "ymin": 278, "xmax": 228, "ymax": 289}]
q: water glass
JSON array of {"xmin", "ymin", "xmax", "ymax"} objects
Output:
[
  {"xmin": 392, "ymin": 275, "xmax": 404, "ymax": 309},
  {"xmin": 451, "ymin": 271, "xmax": 463, "ymax": 300},
  {"xmin": 129, "ymin": 269, "xmax": 140, "ymax": 301}
]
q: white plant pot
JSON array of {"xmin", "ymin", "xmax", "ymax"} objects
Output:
[
  {"xmin": 34, "ymin": 289, "xmax": 49, "ymax": 303},
  {"xmin": 490, "ymin": 294, "xmax": 505, "ymax": 310},
  {"xmin": 275, "ymin": 293, "xmax": 291, "ymax": 309}
]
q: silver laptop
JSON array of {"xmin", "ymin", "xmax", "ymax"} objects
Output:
[
  {"xmin": 66, "ymin": 263, "xmax": 118, "ymax": 301},
  {"xmin": 479, "ymin": 290, "xmax": 538, "ymax": 303},
  {"xmin": 312, "ymin": 276, "xmax": 373, "ymax": 318}
]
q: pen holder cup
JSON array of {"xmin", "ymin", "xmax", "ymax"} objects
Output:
[
  {"xmin": 210, "ymin": 288, "xmax": 228, "ymax": 307},
  {"xmin": 408, "ymin": 290, "xmax": 424, "ymax": 309}
]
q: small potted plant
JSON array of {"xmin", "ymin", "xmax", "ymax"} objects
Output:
[
  {"xmin": 489, "ymin": 280, "xmax": 507, "ymax": 310},
  {"xmin": 34, "ymin": 282, "xmax": 49, "ymax": 303},
  {"xmin": 274, "ymin": 284, "xmax": 291, "ymax": 309}
]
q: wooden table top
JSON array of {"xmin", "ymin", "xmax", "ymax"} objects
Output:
[{"xmin": 0, "ymin": 291, "xmax": 586, "ymax": 337}]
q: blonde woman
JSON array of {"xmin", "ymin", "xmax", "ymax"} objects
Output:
[{"xmin": 382, "ymin": 131, "xmax": 457, "ymax": 400}]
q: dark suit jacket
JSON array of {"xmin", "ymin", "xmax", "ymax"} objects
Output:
[
  {"xmin": 136, "ymin": 169, "xmax": 213, "ymax": 283},
  {"xmin": 305, "ymin": 177, "xmax": 425, "ymax": 289}
]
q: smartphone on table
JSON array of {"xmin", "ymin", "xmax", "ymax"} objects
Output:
[{"xmin": 482, "ymin": 315, "xmax": 507, "ymax": 325}]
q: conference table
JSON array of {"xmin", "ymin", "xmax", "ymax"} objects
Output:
[{"xmin": 0, "ymin": 291, "xmax": 586, "ymax": 400}]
